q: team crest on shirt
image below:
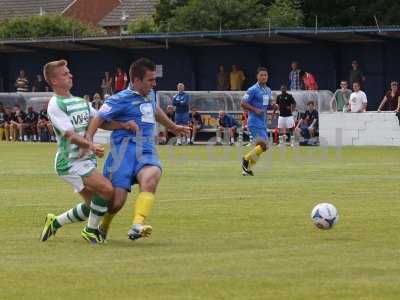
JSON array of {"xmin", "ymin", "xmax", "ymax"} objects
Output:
[{"xmin": 99, "ymin": 103, "xmax": 111, "ymax": 113}]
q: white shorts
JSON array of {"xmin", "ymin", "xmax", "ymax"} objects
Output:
[
  {"xmin": 60, "ymin": 159, "xmax": 97, "ymax": 193},
  {"xmin": 278, "ymin": 116, "xmax": 295, "ymax": 129}
]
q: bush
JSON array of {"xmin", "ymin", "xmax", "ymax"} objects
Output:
[
  {"xmin": 127, "ymin": 17, "xmax": 158, "ymax": 34},
  {"xmin": 0, "ymin": 15, "xmax": 104, "ymax": 39}
]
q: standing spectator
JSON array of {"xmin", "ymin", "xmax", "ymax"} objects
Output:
[
  {"xmin": 217, "ymin": 111, "xmax": 239, "ymax": 145},
  {"xmin": 230, "ymin": 65, "xmax": 246, "ymax": 91},
  {"xmin": 15, "ymin": 70, "xmax": 29, "ymax": 92},
  {"xmin": 24, "ymin": 106, "xmax": 39, "ymax": 141},
  {"xmin": 289, "ymin": 62, "xmax": 302, "ymax": 90},
  {"xmin": 377, "ymin": 81, "xmax": 400, "ymax": 112},
  {"xmin": 0, "ymin": 103, "xmax": 10, "ymax": 141},
  {"xmin": 92, "ymin": 93, "xmax": 103, "ymax": 111},
  {"xmin": 32, "ymin": 74, "xmax": 49, "ymax": 92},
  {"xmin": 275, "ymin": 85, "xmax": 296, "ymax": 146},
  {"xmin": 114, "ymin": 67, "xmax": 128, "ymax": 93},
  {"xmin": 349, "ymin": 82, "xmax": 367, "ymax": 113},
  {"xmin": 295, "ymin": 101, "xmax": 319, "ymax": 144},
  {"xmin": 37, "ymin": 103, "xmax": 55, "ymax": 142},
  {"xmin": 172, "ymin": 83, "xmax": 190, "ymax": 145},
  {"xmin": 330, "ymin": 80, "xmax": 352, "ymax": 112},
  {"xmin": 9, "ymin": 105, "xmax": 26, "ymax": 141},
  {"xmin": 216, "ymin": 65, "xmax": 229, "ymax": 91},
  {"xmin": 301, "ymin": 71, "xmax": 319, "ymax": 90},
  {"xmin": 349, "ymin": 60, "xmax": 365, "ymax": 88},
  {"xmin": 188, "ymin": 107, "xmax": 203, "ymax": 144},
  {"xmin": 101, "ymin": 71, "xmax": 113, "ymax": 96}
]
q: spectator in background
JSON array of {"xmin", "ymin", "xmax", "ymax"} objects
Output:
[
  {"xmin": 92, "ymin": 93, "xmax": 103, "ymax": 110},
  {"xmin": 349, "ymin": 60, "xmax": 365, "ymax": 88},
  {"xmin": 267, "ymin": 111, "xmax": 279, "ymax": 145},
  {"xmin": 217, "ymin": 111, "xmax": 239, "ymax": 145},
  {"xmin": 172, "ymin": 83, "xmax": 190, "ymax": 145},
  {"xmin": 101, "ymin": 71, "xmax": 113, "ymax": 96},
  {"xmin": 188, "ymin": 107, "xmax": 203, "ymax": 144},
  {"xmin": 162, "ymin": 105, "xmax": 175, "ymax": 144},
  {"xmin": 32, "ymin": 74, "xmax": 49, "ymax": 92},
  {"xmin": 83, "ymin": 94, "xmax": 91, "ymax": 103},
  {"xmin": 216, "ymin": 65, "xmax": 229, "ymax": 91},
  {"xmin": 9, "ymin": 105, "xmax": 26, "ymax": 141},
  {"xmin": 349, "ymin": 82, "xmax": 367, "ymax": 113},
  {"xmin": 37, "ymin": 103, "xmax": 55, "ymax": 142},
  {"xmin": 331, "ymin": 80, "xmax": 352, "ymax": 112},
  {"xmin": 0, "ymin": 103, "xmax": 10, "ymax": 141},
  {"xmin": 301, "ymin": 71, "xmax": 319, "ymax": 90},
  {"xmin": 114, "ymin": 67, "xmax": 128, "ymax": 93},
  {"xmin": 295, "ymin": 101, "xmax": 319, "ymax": 144},
  {"xmin": 24, "ymin": 106, "xmax": 39, "ymax": 141},
  {"xmin": 230, "ymin": 65, "xmax": 246, "ymax": 91},
  {"xmin": 289, "ymin": 62, "xmax": 302, "ymax": 90},
  {"xmin": 15, "ymin": 70, "xmax": 29, "ymax": 92},
  {"xmin": 377, "ymin": 81, "xmax": 400, "ymax": 112},
  {"xmin": 275, "ymin": 85, "xmax": 296, "ymax": 146}
]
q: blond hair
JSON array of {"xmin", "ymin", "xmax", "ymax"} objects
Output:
[{"xmin": 43, "ymin": 60, "xmax": 67, "ymax": 87}]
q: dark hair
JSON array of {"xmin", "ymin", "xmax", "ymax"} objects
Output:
[
  {"xmin": 256, "ymin": 67, "xmax": 268, "ymax": 74},
  {"xmin": 307, "ymin": 100, "xmax": 315, "ymax": 106},
  {"xmin": 129, "ymin": 58, "xmax": 156, "ymax": 81}
]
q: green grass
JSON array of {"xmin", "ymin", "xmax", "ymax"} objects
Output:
[{"xmin": 0, "ymin": 143, "xmax": 399, "ymax": 300}]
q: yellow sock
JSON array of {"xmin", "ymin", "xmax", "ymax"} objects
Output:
[
  {"xmin": 100, "ymin": 213, "xmax": 116, "ymax": 232},
  {"xmin": 133, "ymin": 192, "xmax": 155, "ymax": 225},
  {"xmin": 244, "ymin": 145, "xmax": 264, "ymax": 168}
]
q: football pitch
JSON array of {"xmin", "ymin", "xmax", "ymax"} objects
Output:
[{"xmin": 0, "ymin": 143, "xmax": 399, "ymax": 300}]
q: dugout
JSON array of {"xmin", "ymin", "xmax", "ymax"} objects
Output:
[{"xmin": 1, "ymin": 26, "xmax": 400, "ymax": 110}]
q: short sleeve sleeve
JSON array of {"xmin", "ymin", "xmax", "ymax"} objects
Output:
[
  {"xmin": 242, "ymin": 88, "xmax": 254, "ymax": 104},
  {"xmin": 97, "ymin": 96, "xmax": 127, "ymax": 122},
  {"xmin": 47, "ymin": 100, "xmax": 74, "ymax": 135}
]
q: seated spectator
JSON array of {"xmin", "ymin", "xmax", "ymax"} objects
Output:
[
  {"xmin": 32, "ymin": 74, "xmax": 49, "ymax": 92},
  {"xmin": 349, "ymin": 82, "xmax": 367, "ymax": 113},
  {"xmin": 331, "ymin": 80, "xmax": 351, "ymax": 112},
  {"xmin": 37, "ymin": 104, "xmax": 55, "ymax": 142},
  {"xmin": 295, "ymin": 101, "xmax": 319, "ymax": 145},
  {"xmin": 24, "ymin": 106, "xmax": 39, "ymax": 141},
  {"xmin": 9, "ymin": 105, "xmax": 26, "ymax": 141},
  {"xmin": 301, "ymin": 71, "xmax": 319, "ymax": 90},
  {"xmin": 0, "ymin": 103, "xmax": 10, "ymax": 141},
  {"xmin": 188, "ymin": 107, "xmax": 203, "ymax": 144},
  {"xmin": 15, "ymin": 70, "xmax": 29, "ymax": 92},
  {"xmin": 241, "ymin": 110, "xmax": 252, "ymax": 144},
  {"xmin": 377, "ymin": 81, "xmax": 400, "ymax": 112},
  {"xmin": 217, "ymin": 111, "xmax": 239, "ymax": 145},
  {"xmin": 92, "ymin": 93, "xmax": 103, "ymax": 110}
]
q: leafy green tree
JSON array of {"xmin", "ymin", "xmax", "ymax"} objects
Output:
[
  {"xmin": 266, "ymin": 0, "xmax": 304, "ymax": 27},
  {"xmin": 128, "ymin": 17, "xmax": 158, "ymax": 34},
  {"xmin": 168, "ymin": 0, "xmax": 269, "ymax": 32},
  {"xmin": 0, "ymin": 15, "xmax": 103, "ymax": 39}
]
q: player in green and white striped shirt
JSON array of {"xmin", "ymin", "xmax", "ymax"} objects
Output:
[{"xmin": 39, "ymin": 60, "xmax": 128, "ymax": 244}]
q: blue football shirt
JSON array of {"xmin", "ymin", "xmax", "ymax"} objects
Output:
[{"xmin": 242, "ymin": 83, "xmax": 272, "ymax": 128}]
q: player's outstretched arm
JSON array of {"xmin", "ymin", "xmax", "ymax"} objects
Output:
[
  {"xmin": 155, "ymin": 106, "xmax": 190, "ymax": 135},
  {"xmin": 86, "ymin": 115, "xmax": 105, "ymax": 142}
]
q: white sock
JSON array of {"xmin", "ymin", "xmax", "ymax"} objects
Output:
[{"xmin": 217, "ymin": 136, "xmax": 222, "ymax": 143}]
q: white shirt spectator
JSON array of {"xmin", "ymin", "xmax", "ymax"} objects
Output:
[{"xmin": 349, "ymin": 90, "xmax": 367, "ymax": 112}]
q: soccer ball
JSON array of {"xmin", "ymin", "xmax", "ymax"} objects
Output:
[{"xmin": 311, "ymin": 203, "xmax": 339, "ymax": 230}]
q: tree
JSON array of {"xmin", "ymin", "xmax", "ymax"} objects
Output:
[
  {"xmin": 128, "ymin": 17, "xmax": 158, "ymax": 34},
  {"xmin": 167, "ymin": 0, "xmax": 269, "ymax": 32},
  {"xmin": 0, "ymin": 15, "xmax": 103, "ymax": 39},
  {"xmin": 266, "ymin": 0, "xmax": 304, "ymax": 27},
  {"xmin": 153, "ymin": 0, "xmax": 189, "ymax": 31}
]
